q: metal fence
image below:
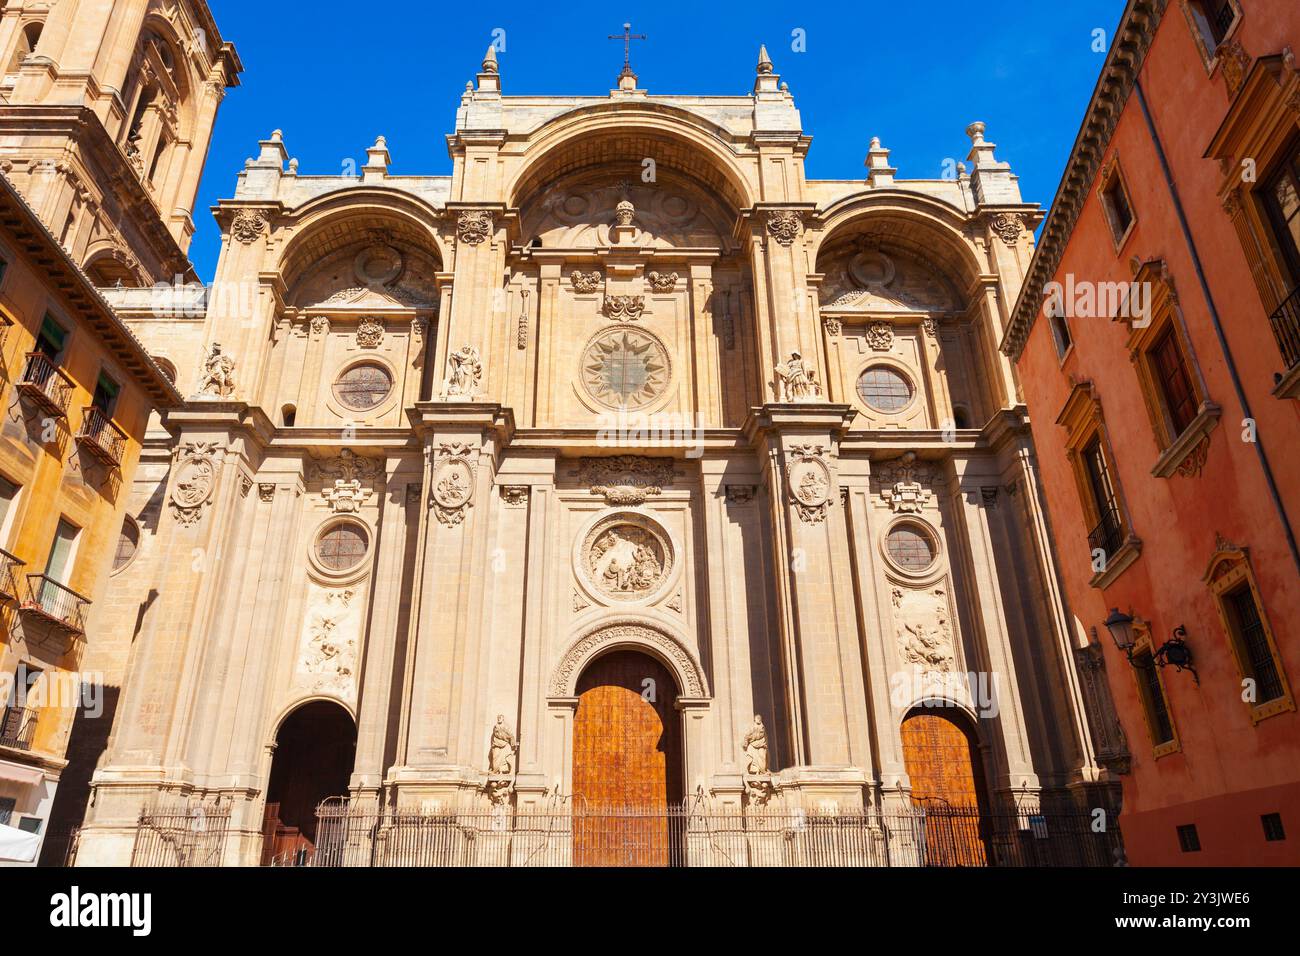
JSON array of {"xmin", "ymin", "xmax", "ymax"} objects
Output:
[
  {"xmin": 273, "ymin": 799, "xmax": 1120, "ymax": 868},
  {"xmin": 129, "ymin": 803, "xmax": 233, "ymax": 868}
]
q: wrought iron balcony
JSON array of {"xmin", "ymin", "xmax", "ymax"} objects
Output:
[
  {"xmin": 0, "ymin": 548, "xmax": 20, "ymax": 604},
  {"xmin": 19, "ymin": 573, "xmax": 90, "ymax": 637},
  {"xmin": 1087, "ymin": 508, "xmax": 1124, "ymax": 563},
  {"xmin": 75, "ymin": 405, "xmax": 127, "ymax": 467},
  {"xmin": 1269, "ymin": 285, "xmax": 1300, "ymax": 372},
  {"xmin": 16, "ymin": 351, "xmax": 74, "ymax": 420},
  {"xmin": 0, "ymin": 706, "xmax": 35, "ymax": 752}
]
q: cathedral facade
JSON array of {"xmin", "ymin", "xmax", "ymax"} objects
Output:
[{"xmin": 72, "ymin": 43, "xmax": 1114, "ymax": 865}]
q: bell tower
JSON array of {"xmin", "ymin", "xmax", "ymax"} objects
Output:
[{"xmin": 0, "ymin": 0, "xmax": 240, "ymax": 284}]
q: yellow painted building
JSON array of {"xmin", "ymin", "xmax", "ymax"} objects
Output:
[{"xmin": 0, "ymin": 172, "xmax": 180, "ymax": 865}]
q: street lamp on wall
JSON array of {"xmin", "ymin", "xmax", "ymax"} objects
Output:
[{"xmin": 1103, "ymin": 609, "xmax": 1199, "ymax": 684}]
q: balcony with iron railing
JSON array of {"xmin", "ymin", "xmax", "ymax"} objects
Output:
[
  {"xmin": 0, "ymin": 706, "xmax": 35, "ymax": 752},
  {"xmin": 75, "ymin": 405, "xmax": 127, "ymax": 468},
  {"xmin": 19, "ymin": 573, "xmax": 90, "ymax": 638},
  {"xmin": 1087, "ymin": 508, "xmax": 1124, "ymax": 563},
  {"xmin": 16, "ymin": 351, "xmax": 74, "ymax": 421},
  {"xmin": 0, "ymin": 548, "xmax": 20, "ymax": 604},
  {"xmin": 1269, "ymin": 285, "xmax": 1300, "ymax": 372}
]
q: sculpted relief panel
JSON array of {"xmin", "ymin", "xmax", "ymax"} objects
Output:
[
  {"xmin": 289, "ymin": 238, "xmax": 440, "ymax": 311},
  {"xmin": 891, "ymin": 584, "xmax": 958, "ymax": 673},
  {"xmin": 819, "ymin": 244, "xmax": 958, "ymax": 315},
  {"xmin": 578, "ymin": 513, "xmax": 674, "ymax": 605},
  {"xmin": 294, "ymin": 586, "xmax": 362, "ymax": 703},
  {"xmin": 520, "ymin": 181, "xmax": 728, "ymax": 250}
]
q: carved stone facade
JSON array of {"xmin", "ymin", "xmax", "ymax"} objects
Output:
[{"xmin": 72, "ymin": 39, "xmax": 1110, "ymax": 866}]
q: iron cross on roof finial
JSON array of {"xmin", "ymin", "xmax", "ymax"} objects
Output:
[{"xmin": 608, "ymin": 21, "xmax": 647, "ymax": 78}]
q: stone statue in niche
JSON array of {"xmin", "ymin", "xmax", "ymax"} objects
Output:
[
  {"xmin": 774, "ymin": 351, "xmax": 822, "ymax": 403},
  {"xmin": 441, "ymin": 344, "xmax": 482, "ymax": 399},
  {"xmin": 742, "ymin": 715, "xmax": 770, "ymax": 775},
  {"xmin": 488, "ymin": 715, "xmax": 517, "ymax": 775},
  {"xmin": 195, "ymin": 342, "xmax": 236, "ymax": 398},
  {"xmin": 892, "ymin": 585, "xmax": 957, "ymax": 671},
  {"xmin": 742, "ymin": 715, "xmax": 776, "ymax": 806},
  {"xmin": 484, "ymin": 715, "xmax": 518, "ymax": 806}
]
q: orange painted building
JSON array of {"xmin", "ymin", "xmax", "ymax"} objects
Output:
[
  {"xmin": 0, "ymin": 173, "xmax": 180, "ymax": 864},
  {"xmin": 1006, "ymin": 0, "xmax": 1300, "ymax": 865}
]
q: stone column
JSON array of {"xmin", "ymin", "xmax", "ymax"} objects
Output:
[
  {"xmin": 949, "ymin": 471, "xmax": 1040, "ymax": 806},
  {"xmin": 75, "ymin": 405, "xmax": 274, "ymax": 865},
  {"xmin": 744, "ymin": 404, "xmax": 871, "ymax": 808},
  {"xmin": 351, "ymin": 463, "xmax": 422, "ymax": 799},
  {"xmin": 391, "ymin": 403, "xmax": 513, "ymax": 806}
]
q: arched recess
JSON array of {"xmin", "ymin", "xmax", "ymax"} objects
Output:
[
  {"xmin": 506, "ymin": 105, "xmax": 755, "ymax": 215},
  {"xmin": 814, "ymin": 196, "xmax": 1001, "ymax": 425},
  {"xmin": 548, "ymin": 619, "xmax": 709, "ymax": 700},
  {"xmin": 83, "ymin": 246, "xmax": 145, "ymax": 287},
  {"xmin": 276, "ymin": 189, "xmax": 449, "ymax": 289},
  {"xmin": 261, "ymin": 699, "xmax": 356, "ymax": 865}
]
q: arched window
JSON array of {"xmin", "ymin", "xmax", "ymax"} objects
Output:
[
  {"xmin": 7, "ymin": 22, "xmax": 43, "ymax": 75},
  {"xmin": 112, "ymin": 515, "xmax": 141, "ymax": 573}
]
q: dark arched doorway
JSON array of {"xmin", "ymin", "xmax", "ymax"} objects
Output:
[
  {"xmin": 901, "ymin": 708, "xmax": 990, "ymax": 865},
  {"xmin": 261, "ymin": 700, "xmax": 356, "ymax": 865},
  {"xmin": 571, "ymin": 650, "xmax": 684, "ymax": 865}
]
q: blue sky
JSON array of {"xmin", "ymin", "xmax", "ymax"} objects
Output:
[{"xmin": 193, "ymin": 0, "xmax": 1124, "ymax": 278}]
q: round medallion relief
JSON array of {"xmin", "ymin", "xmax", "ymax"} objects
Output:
[
  {"xmin": 581, "ymin": 327, "xmax": 670, "ymax": 410},
  {"xmin": 580, "ymin": 514, "xmax": 673, "ymax": 603}
]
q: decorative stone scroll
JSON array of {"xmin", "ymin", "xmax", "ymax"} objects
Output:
[
  {"xmin": 646, "ymin": 271, "xmax": 678, "ymax": 293},
  {"xmin": 456, "ymin": 209, "xmax": 493, "ymax": 245},
  {"xmin": 875, "ymin": 451, "xmax": 933, "ymax": 514},
  {"xmin": 500, "ymin": 485, "xmax": 530, "ymax": 508},
  {"xmin": 989, "ymin": 212, "xmax": 1025, "ymax": 247},
  {"xmin": 765, "ymin": 209, "xmax": 803, "ymax": 246},
  {"xmin": 603, "ymin": 295, "xmax": 645, "ymax": 321},
  {"xmin": 356, "ymin": 318, "xmax": 384, "ymax": 348},
  {"xmin": 578, "ymin": 455, "xmax": 674, "ymax": 505},
  {"xmin": 312, "ymin": 450, "xmax": 383, "ymax": 514},
  {"xmin": 170, "ymin": 442, "xmax": 220, "ymax": 527},
  {"xmin": 230, "ymin": 208, "xmax": 267, "ymax": 244},
  {"xmin": 786, "ymin": 444, "xmax": 832, "ymax": 524},
  {"xmin": 549, "ymin": 622, "xmax": 708, "ymax": 697},
  {"xmin": 570, "ymin": 270, "xmax": 602, "ymax": 294},
  {"xmin": 865, "ymin": 321, "xmax": 894, "ymax": 352}
]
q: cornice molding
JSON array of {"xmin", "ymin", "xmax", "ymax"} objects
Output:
[{"xmin": 1002, "ymin": 0, "xmax": 1169, "ymax": 361}]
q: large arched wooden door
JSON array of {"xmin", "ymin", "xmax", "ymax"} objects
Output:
[
  {"xmin": 571, "ymin": 650, "xmax": 683, "ymax": 865},
  {"xmin": 901, "ymin": 710, "xmax": 989, "ymax": 866}
]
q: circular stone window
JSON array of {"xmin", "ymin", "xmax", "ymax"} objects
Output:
[
  {"xmin": 885, "ymin": 523, "xmax": 937, "ymax": 572},
  {"xmin": 856, "ymin": 365, "xmax": 914, "ymax": 413},
  {"xmin": 581, "ymin": 327, "xmax": 670, "ymax": 410},
  {"xmin": 315, "ymin": 520, "xmax": 370, "ymax": 572},
  {"xmin": 333, "ymin": 363, "xmax": 393, "ymax": 411},
  {"xmin": 580, "ymin": 513, "xmax": 674, "ymax": 602}
]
